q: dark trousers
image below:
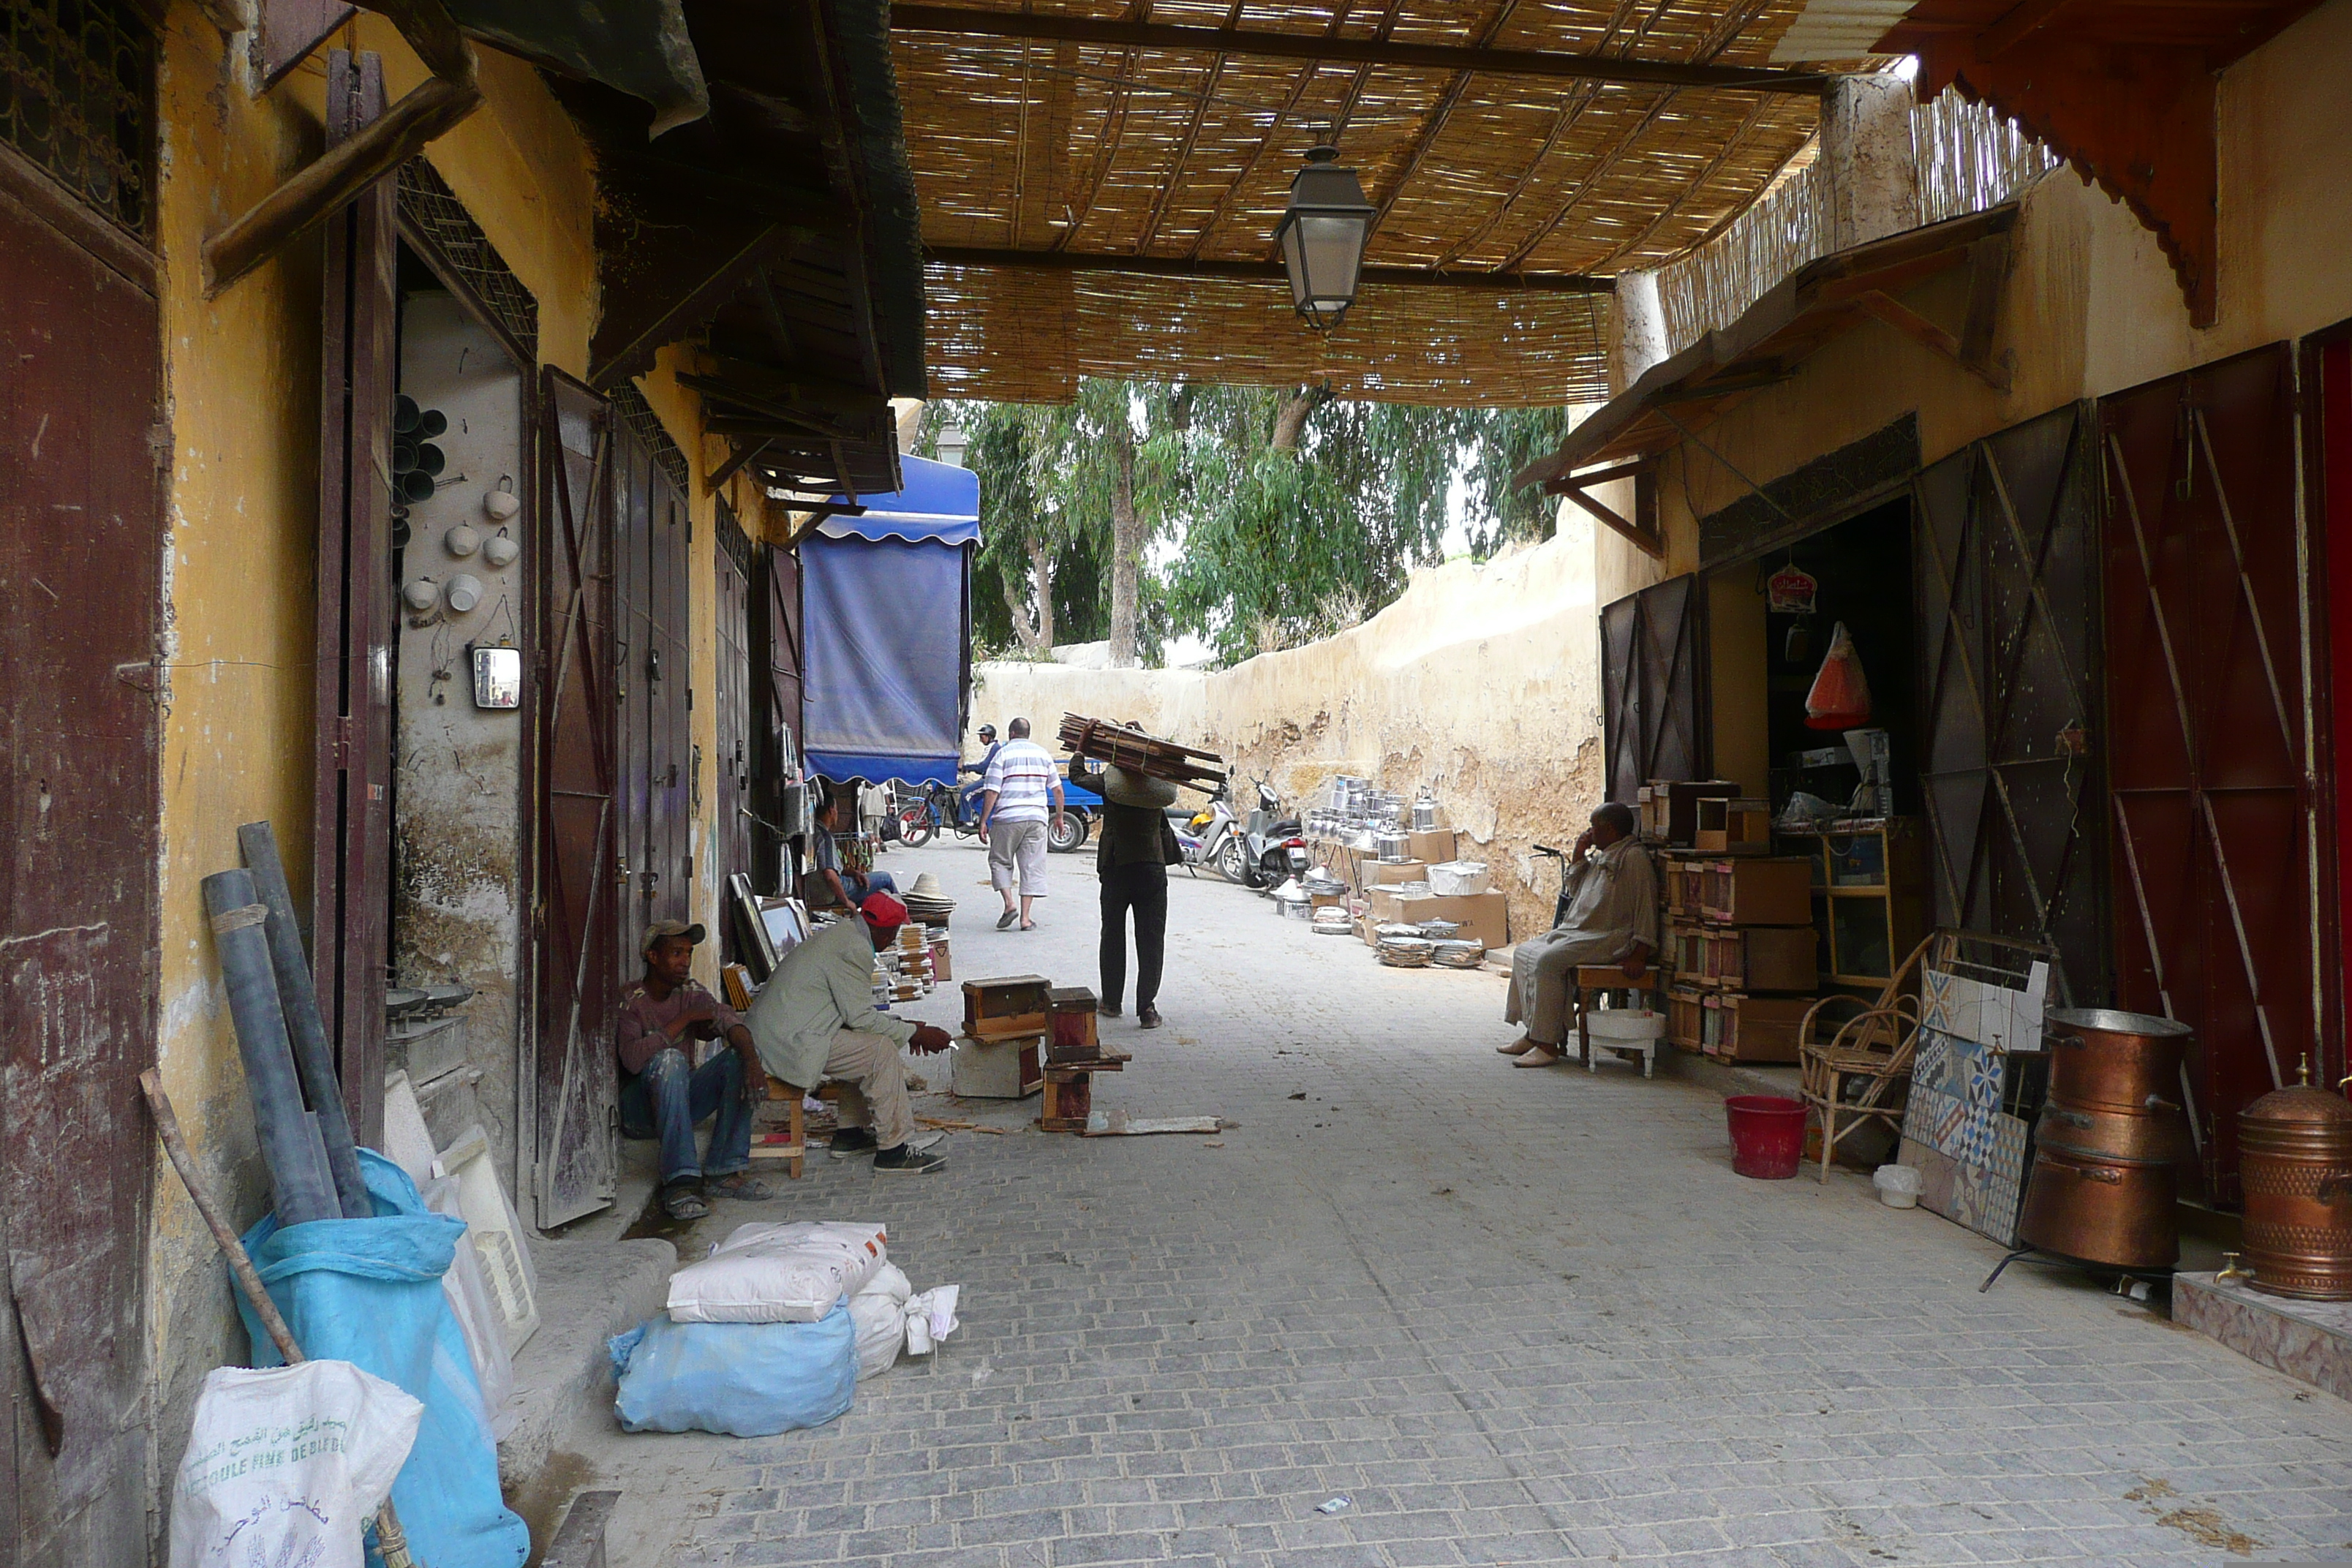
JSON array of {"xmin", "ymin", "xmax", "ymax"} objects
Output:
[
  {"xmin": 1099, "ymin": 862, "xmax": 1168, "ymax": 1011},
  {"xmin": 618, "ymin": 1047, "xmax": 753, "ymax": 1186}
]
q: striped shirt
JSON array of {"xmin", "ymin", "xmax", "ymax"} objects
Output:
[{"xmin": 981, "ymin": 739, "xmax": 1060, "ymax": 823}]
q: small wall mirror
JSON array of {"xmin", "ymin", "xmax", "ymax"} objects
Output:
[{"xmin": 472, "ymin": 644, "xmax": 523, "ymax": 710}]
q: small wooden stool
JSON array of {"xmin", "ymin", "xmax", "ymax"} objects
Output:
[
  {"xmin": 1575, "ymin": 964, "xmax": 1661, "ymax": 1074},
  {"xmin": 753, "ymin": 1079, "xmax": 845, "ymax": 1178}
]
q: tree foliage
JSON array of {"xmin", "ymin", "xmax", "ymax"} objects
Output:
[{"xmin": 928, "ymin": 380, "xmax": 1574, "ymax": 667}]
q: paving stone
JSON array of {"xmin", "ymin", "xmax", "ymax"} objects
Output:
[{"xmin": 562, "ymin": 841, "xmax": 2352, "ymax": 1566}]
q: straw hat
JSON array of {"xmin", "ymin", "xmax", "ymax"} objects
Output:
[
  {"xmin": 908, "ymin": 871, "xmax": 946, "ymax": 900},
  {"xmin": 1102, "ymin": 766, "xmax": 1177, "ymax": 810}
]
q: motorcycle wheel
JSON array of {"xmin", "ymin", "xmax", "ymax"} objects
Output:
[
  {"xmin": 896, "ymin": 805, "xmax": 935, "ymax": 850},
  {"xmin": 1217, "ymin": 838, "xmax": 1252, "ymax": 886},
  {"xmin": 1047, "ymin": 811, "xmax": 1085, "ymax": 853}
]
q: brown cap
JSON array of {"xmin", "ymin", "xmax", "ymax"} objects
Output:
[{"xmin": 643, "ymin": 919, "xmax": 706, "ymax": 955}]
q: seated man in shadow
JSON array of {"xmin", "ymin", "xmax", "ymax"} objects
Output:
[
  {"xmin": 616, "ymin": 919, "xmax": 775, "ymax": 1221},
  {"xmin": 1499, "ymin": 802, "xmax": 1657, "ymax": 1068}
]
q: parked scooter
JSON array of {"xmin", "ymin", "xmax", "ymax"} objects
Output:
[
  {"xmin": 1240, "ymin": 772, "xmax": 1308, "ymax": 889},
  {"xmin": 1182, "ymin": 780, "xmax": 1251, "ymax": 884}
]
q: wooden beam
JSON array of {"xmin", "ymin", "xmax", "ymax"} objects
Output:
[
  {"xmin": 677, "ymin": 372, "xmax": 857, "ymax": 440},
  {"xmin": 589, "ymin": 224, "xmax": 795, "ymax": 389},
  {"xmin": 924, "ymin": 245, "xmax": 1613, "ymax": 293},
  {"xmin": 890, "ymin": 5, "xmax": 1832, "ymax": 94},
  {"xmin": 1556, "ymin": 473, "xmax": 1664, "ymax": 559},
  {"xmin": 205, "ymin": 67, "xmax": 480, "ymax": 295},
  {"xmin": 1957, "ymin": 233, "xmax": 2009, "ymax": 374},
  {"xmin": 597, "ymin": 149, "xmax": 847, "ymax": 235},
  {"xmin": 1541, "ymin": 459, "xmax": 1649, "ymax": 493},
  {"xmin": 706, "ymin": 439, "xmax": 770, "ymax": 495},
  {"xmin": 1978, "ymin": 0, "xmax": 2079, "ymax": 58},
  {"xmin": 1654, "ymin": 366, "xmax": 1792, "ymax": 404}
]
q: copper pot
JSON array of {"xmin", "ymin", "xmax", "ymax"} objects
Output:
[
  {"xmin": 2019, "ymin": 1147, "xmax": 2179, "ymax": 1267},
  {"xmin": 2239, "ymin": 1074, "xmax": 2352, "ymax": 1301},
  {"xmin": 2035, "ymin": 1095, "xmax": 2193, "ymax": 1167},
  {"xmin": 2044, "ymin": 1008, "xmax": 2193, "ymax": 1112}
]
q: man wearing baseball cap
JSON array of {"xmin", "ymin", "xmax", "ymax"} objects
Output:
[
  {"xmin": 617, "ymin": 919, "xmax": 774, "ymax": 1221},
  {"xmin": 747, "ymin": 892, "xmax": 953, "ymax": 1172}
]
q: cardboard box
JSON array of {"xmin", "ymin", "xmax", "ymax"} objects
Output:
[
  {"xmin": 1369, "ymin": 859, "xmax": 1427, "ymax": 886},
  {"xmin": 1367, "ymin": 887, "xmax": 1423, "ymax": 923},
  {"xmin": 1422, "ymin": 890, "xmax": 1508, "ymax": 949},
  {"xmin": 1407, "ymin": 828, "xmax": 1456, "ymax": 864},
  {"xmin": 1310, "ymin": 890, "xmax": 1344, "ymax": 909}
]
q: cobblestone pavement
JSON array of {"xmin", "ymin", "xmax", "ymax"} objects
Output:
[{"xmin": 571, "ymin": 839, "xmax": 2352, "ymax": 1567}]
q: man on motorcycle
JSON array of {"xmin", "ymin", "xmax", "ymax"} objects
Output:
[
  {"xmin": 956, "ymin": 723, "xmax": 1000, "ymax": 828},
  {"xmin": 1498, "ymin": 802, "xmax": 1656, "ymax": 1068}
]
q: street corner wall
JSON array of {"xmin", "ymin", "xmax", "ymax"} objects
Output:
[
  {"xmin": 973, "ymin": 516, "xmax": 1612, "ymax": 943},
  {"xmin": 149, "ymin": 0, "xmax": 336, "ymax": 1493},
  {"xmin": 393, "ymin": 295, "xmax": 530, "ymax": 1169}
]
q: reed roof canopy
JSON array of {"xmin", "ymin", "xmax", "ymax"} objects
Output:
[{"xmin": 890, "ymin": 0, "xmax": 1850, "ymax": 407}]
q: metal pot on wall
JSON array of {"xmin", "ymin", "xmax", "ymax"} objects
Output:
[
  {"xmin": 2044, "ymin": 1008, "xmax": 2194, "ymax": 1112},
  {"xmin": 2239, "ymin": 1066, "xmax": 2352, "ymax": 1300},
  {"xmin": 2018, "ymin": 1146, "xmax": 2179, "ymax": 1268}
]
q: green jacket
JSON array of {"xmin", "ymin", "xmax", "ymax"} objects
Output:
[{"xmin": 745, "ymin": 920, "xmax": 914, "ymax": 1088}]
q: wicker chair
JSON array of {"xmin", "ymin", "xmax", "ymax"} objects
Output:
[{"xmin": 1798, "ymin": 932, "xmax": 1940, "ymax": 1183}]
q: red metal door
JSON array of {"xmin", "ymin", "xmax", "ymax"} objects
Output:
[
  {"xmin": 2318, "ymin": 335, "xmax": 2352, "ymax": 1075},
  {"xmin": 0, "ymin": 133, "xmax": 163, "ymax": 1566},
  {"xmin": 1600, "ymin": 573, "xmax": 1708, "ymax": 804},
  {"xmin": 2103, "ymin": 344, "xmax": 2319, "ymax": 1205},
  {"xmin": 714, "ymin": 501, "xmax": 753, "ymax": 919},
  {"xmin": 310, "ymin": 50, "xmax": 397, "ymax": 1146},
  {"xmin": 535, "ymin": 371, "xmax": 618, "ymax": 1226}
]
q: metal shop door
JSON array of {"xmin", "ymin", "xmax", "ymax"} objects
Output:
[
  {"xmin": 750, "ymin": 540, "xmax": 804, "ymax": 894},
  {"xmin": 2102, "ymin": 344, "xmax": 2324, "ymax": 1206},
  {"xmin": 614, "ymin": 417, "xmax": 693, "ymax": 949},
  {"xmin": 714, "ymin": 499, "xmax": 753, "ymax": 916},
  {"xmin": 535, "ymin": 372, "xmax": 618, "ymax": 1227},
  {"xmin": 1600, "ymin": 573, "xmax": 1707, "ymax": 804},
  {"xmin": 1914, "ymin": 402, "xmax": 2107, "ymax": 1005},
  {"xmin": 0, "ymin": 18, "xmax": 165, "ymax": 1550}
]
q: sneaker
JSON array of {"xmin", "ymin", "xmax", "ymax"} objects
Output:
[
  {"xmin": 874, "ymin": 1144, "xmax": 947, "ymax": 1175},
  {"xmin": 1137, "ymin": 1006, "xmax": 1162, "ymax": 1029},
  {"xmin": 830, "ymin": 1126, "xmax": 878, "ymax": 1158}
]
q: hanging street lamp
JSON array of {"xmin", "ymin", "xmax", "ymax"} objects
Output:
[{"xmin": 1273, "ymin": 140, "xmax": 1376, "ymax": 330}]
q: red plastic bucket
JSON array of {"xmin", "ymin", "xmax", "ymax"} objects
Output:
[{"xmin": 1725, "ymin": 1095, "xmax": 1807, "ymax": 1180}]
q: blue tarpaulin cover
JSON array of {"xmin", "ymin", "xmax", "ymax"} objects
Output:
[{"xmin": 803, "ymin": 456, "xmax": 978, "ymax": 786}]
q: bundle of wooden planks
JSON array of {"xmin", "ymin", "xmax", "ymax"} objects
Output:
[{"xmin": 1058, "ymin": 715, "xmax": 1225, "ymax": 788}]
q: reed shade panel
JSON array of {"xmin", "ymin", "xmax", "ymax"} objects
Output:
[{"xmin": 894, "ymin": 0, "xmax": 1824, "ymax": 404}]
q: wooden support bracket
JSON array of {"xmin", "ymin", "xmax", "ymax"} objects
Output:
[
  {"xmin": 1546, "ymin": 461, "xmax": 1662, "ymax": 558},
  {"xmin": 1855, "ymin": 282, "xmax": 2010, "ymax": 391},
  {"xmin": 705, "ymin": 439, "xmax": 770, "ymax": 495}
]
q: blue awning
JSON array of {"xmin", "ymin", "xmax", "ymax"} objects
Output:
[
  {"xmin": 823, "ymin": 456, "xmax": 981, "ymax": 546},
  {"xmin": 803, "ymin": 458, "xmax": 979, "ymax": 788}
]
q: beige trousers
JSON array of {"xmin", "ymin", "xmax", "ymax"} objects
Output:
[
  {"xmin": 1504, "ymin": 928, "xmax": 1622, "ymax": 1046},
  {"xmin": 824, "ymin": 1028, "xmax": 916, "ymax": 1149}
]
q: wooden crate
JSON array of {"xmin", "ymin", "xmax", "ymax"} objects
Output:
[
  {"xmin": 1692, "ymin": 796, "xmax": 1772, "ymax": 854},
  {"xmin": 962, "ymin": 975, "xmax": 1052, "ymax": 1039},
  {"xmin": 1666, "ymin": 984, "xmax": 1707, "ymax": 1051},
  {"xmin": 1661, "ymin": 854, "xmax": 1707, "ymax": 921},
  {"xmin": 1696, "ymin": 858, "xmax": 1814, "ymax": 927},
  {"xmin": 1640, "ymin": 780, "xmax": 1738, "ymax": 845},
  {"xmin": 1701, "ymin": 993, "xmax": 1814, "ymax": 1063},
  {"xmin": 1689, "ymin": 925, "xmax": 1817, "ymax": 992}
]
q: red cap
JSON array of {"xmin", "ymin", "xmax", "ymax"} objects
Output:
[{"xmin": 859, "ymin": 891, "xmax": 908, "ymax": 931}]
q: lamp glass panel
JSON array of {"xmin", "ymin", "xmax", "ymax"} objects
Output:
[{"xmin": 1297, "ymin": 214, "xmax": 1366, "ymax": 302}]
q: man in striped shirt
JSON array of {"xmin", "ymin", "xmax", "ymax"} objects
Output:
[{"xmin": 979, "ymin": 716, "xmax": 1063, "ymax": 931}]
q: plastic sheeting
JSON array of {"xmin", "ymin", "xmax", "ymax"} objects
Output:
[{"xmin": 804, "ymin": 458, "xmax": 976, "ymax": 786}]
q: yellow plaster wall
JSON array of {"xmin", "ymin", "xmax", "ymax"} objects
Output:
[{"xmin": 148, "ymin": 0, "xmax": 333, "ymax": 1497}]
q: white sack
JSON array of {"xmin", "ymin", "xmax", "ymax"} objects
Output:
[
  {"xmin": 1427, "ymin": 861, "xmax": 1490, "ymax": 897},
  {"xmin": 846, "ymin": 1264, "xmax": 913, "ymax": 1380},
  {"xmin": 668, "ymin": 1221, "xmax": 889, "ymax": 1324},
  {"xmin": 170, "ymin": 1360, "xmax": 422, "ymax": 1568},
  {"xmin": 903, "ymin": 1285, "xmax": 962, "ymax": 1356}
]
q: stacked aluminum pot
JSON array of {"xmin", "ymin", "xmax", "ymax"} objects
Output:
[
  {"xmin": 2239, "ymin": 1068, "xmax": 2352, "ymax": 1300},
  {"xmin": 2019, "ymin": 1008, "xmax": 2195, "ymax": 1267}
]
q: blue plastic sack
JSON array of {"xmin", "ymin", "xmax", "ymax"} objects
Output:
[
  {"xmin": 237, "ymin": 1150, "xmax": 529, "ymax": 1568},
  {"xmin": 609, "ymin": 1303, "xmax": 857, "ymax": 1436}
]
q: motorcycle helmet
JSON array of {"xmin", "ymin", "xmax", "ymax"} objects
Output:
[{"xmin": 977, "ymin": 723, "xmax": 998, "ymax": 742}]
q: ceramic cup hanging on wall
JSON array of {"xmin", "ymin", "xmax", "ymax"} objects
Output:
[
  {"xmin": 402, "ymin": 578, "xmax": 440, "ymax": 611},
  {"xmin": 483, "ymin": 476, "xmax": 520, "ymax": 522},
  {"xmin": 482, "ymin": 529, "xmax": 519, "ymax": 568},
  {"xmin": 445, "ymin": 523, "xmax": 481, "ymax": 558},
  {"xmin": 445, "ymin": 573, "xmax": 483, "ymax": 614}
]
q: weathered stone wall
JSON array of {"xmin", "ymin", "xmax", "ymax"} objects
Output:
[{"xmin": 972, "ymin": 514, "xmax": 1609, "ymax": 943}]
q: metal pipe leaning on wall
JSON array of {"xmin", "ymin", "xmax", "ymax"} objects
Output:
[
  {"xmin": 238, "ymin": 821, "xmax": 372, "ymax": 1218},
  {"xmin": 202, "ymin": 868, "xmax": 342, "ymax": 1226}
]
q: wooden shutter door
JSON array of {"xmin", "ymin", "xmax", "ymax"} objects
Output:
[
  {"xmin": 750, "ymin": 543, "xmax": 804, "ymax": 894},
  {"xmin": 1914, "ymin": 402, "xmax": 2107, "ymax": 1002},
  {"xmin": 714, "ymin": 503, "xmax": 753, "ymax": 905},
  {"xmin": 1599, "ymin": 573, "xmax": 1707, "ymax": 804},
  {"xmin": 535, "ymin": 371, "xmax": 617, "ymax": 1226},
  {"xmin": 2103, "ymin": 344, "xmax": 2318, "ymax": 1205}
]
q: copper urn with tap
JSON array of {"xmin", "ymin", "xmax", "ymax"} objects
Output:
[{"xmin": 2238, "ymin": 1059, "xmax": 2352, "ymax": 1300}]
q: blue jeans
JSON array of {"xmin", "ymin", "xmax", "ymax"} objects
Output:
[
  {"xmin": 618, "ymin": 1047, "xmax": 753, "ymax": 1186},
  {"xmin": 847, "ymin": 869, "xmax": 899, "ymax": 901}
]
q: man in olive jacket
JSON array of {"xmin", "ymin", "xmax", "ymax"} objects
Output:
[{"xmin": 1094, "ymin": 765, "xmax": 1183, "ymax": 1030}]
